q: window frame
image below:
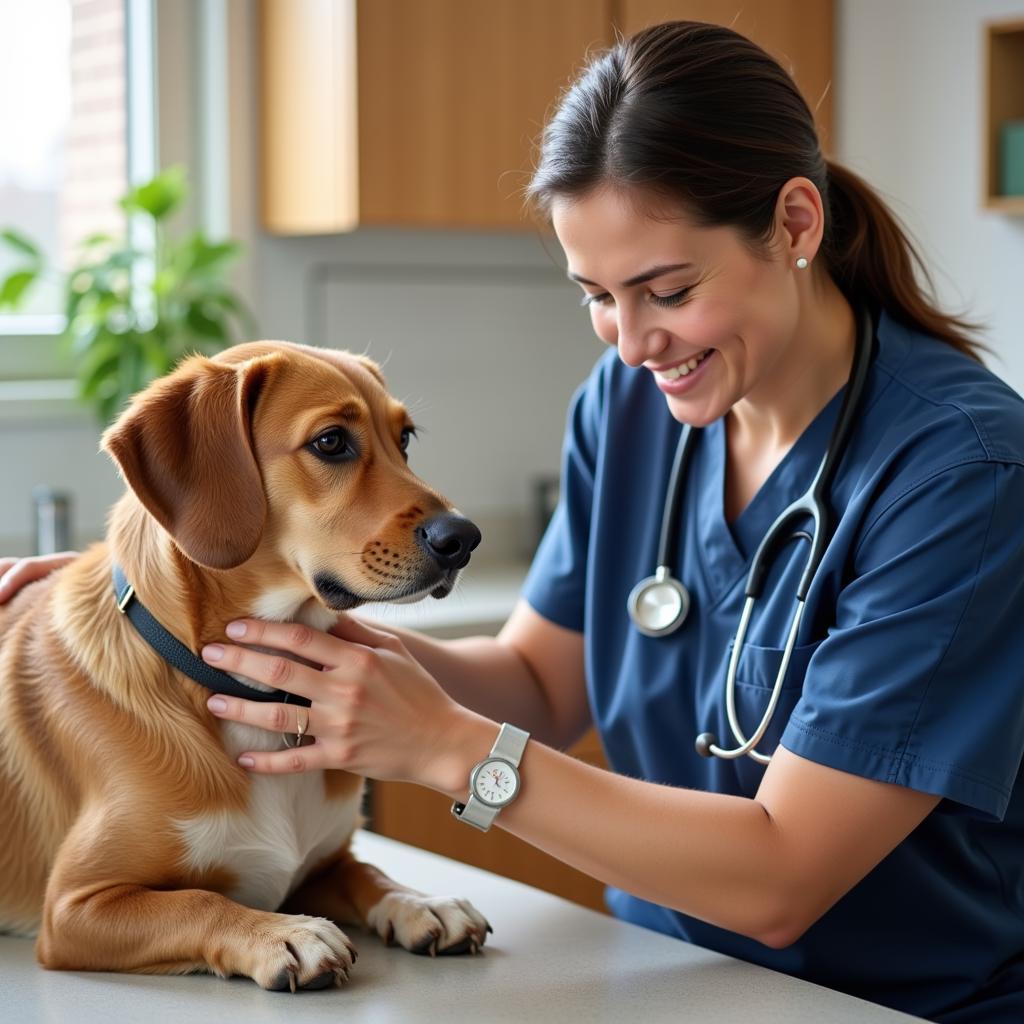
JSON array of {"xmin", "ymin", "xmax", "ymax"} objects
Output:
[{"xmin": 0, "ymin": 0, "xmax": 156, "ymax": 415}]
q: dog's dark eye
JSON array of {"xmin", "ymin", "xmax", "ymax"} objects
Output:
[
  {"xmin": 308, "ymin": 429, "xmax": 356, "ymax": 462},
  {"xmin": 400, "ymin": 426, "xmax": 416, "ymax": 452}
]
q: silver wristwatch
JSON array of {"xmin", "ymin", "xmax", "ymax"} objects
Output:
[{"xmin": 451, "ymin": 722, "xmax": 530, "ymax": 832}]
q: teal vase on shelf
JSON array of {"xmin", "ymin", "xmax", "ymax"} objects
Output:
[{"xmin": 1001, "ymin": 120, "xmax": 1024, "ymax": 197}]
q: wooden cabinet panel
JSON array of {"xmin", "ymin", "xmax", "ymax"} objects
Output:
[
  {"xmin": 369, "ymin": 727, "xmax": 609, "ymax": 913},
  {"xmin": 261, "ymin": 0, "xmax": 360, "ymax": 233},
  {"xmin": 357, "ymin": 0, "xmax": 612, "ymax": 228},
  {"xmin": 614, "ymin": 0, "xmax": 835, "ymax": 152}
]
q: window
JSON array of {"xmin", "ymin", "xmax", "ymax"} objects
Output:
[
  {"xmin": 0, "ymin": 0, "xmax": 159, "ymax": 399},
  {"xmin": 0, "ymin": 0, "xmax": 129, "ymax": 377}
]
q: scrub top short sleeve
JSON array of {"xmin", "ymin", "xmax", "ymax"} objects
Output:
[
  {"xmin": 522, "ymin": 354, "xmax": 609, "ymax": 634},
  {"xmin": 782, "ymin": 458, "xmax": 1024, "ymax": 821}
]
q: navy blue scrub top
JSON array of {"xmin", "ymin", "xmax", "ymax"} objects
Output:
[{"xmin": 522, "ymin": 309, "xmax": 1024, "ymax": 1023}]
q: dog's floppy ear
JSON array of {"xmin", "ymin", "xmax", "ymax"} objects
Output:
[{"xmin": 102, "ymin": 353, "xmax": 280, "ymax": 570}]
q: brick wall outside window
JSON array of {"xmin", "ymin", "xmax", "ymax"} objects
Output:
[
  {"xmin": 61, "ymin": 0, "xmax": 127, "ymax": 270},
  {"xmin": 0, "ymin": 0, "xmax": 126, "ymax": 317}
]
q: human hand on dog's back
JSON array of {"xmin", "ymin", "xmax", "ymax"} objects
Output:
[
  {"xmin": 0, "ymin": 552, "xmax": 80, "ymax": 604},
  {"xmin": 201, "ymin": 612, "xmax": 497, "ymax": 795}
]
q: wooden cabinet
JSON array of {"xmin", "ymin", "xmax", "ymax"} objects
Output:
[
  {"xmin": 613, "ymin": 1, "xmax": 834, "ymax": 151},
  {"xmin": 260, "ymin": 0, "xmax": 834, "ymax": 234}
]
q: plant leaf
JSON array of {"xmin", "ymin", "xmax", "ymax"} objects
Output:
[
  {"xmin": 77, "ymin": 231, "xmax": 117, "ymax": 250},
  {"xmin": 140, "ymin": 330, "xmax": 173, "ymax": 374},
  {"xmin": 178, "ymin": 233, "xmax": 241, "ymax": 275},
  {"xmin": 0, "ymin": 229, "xmax": 41, "ymax": 260},
  {"xmin": 185, "ymin": 300, "xmax": 228, "ymax": 340},
  {"xmin": 0, "ymin": 269, "xmax": 38, "ymax": 309},
  {"xmin": 77, "ymin": 332, "xmax": 121, "ymax": 399},
  {"xmin": 204, "ymin": 288, "xmax": 258, "ymax": 335},
  {"xmin": 119, "ymin": 165, "xmax": 187, "ymax": 221}
]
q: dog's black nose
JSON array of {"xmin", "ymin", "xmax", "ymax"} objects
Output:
[{"xmin": 416, "ymin": 514, "xmax": 481, "ymax": 571}]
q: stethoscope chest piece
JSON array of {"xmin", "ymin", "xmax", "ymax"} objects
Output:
[{"xmin": 628, "ymin": 566, "xmax": 690, "ymax": 637}]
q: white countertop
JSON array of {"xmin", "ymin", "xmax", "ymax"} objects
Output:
[{"xmin": 1, "ymin": 832, "xmax": 922, "ymax": 1023}]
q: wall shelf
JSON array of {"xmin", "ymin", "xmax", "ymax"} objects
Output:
[{"xmin": 984, "ymin": 17, "xmax": 1024, "ymax": 213}]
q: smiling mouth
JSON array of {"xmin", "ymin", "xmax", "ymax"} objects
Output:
[
  {"xmin": 653, "ymin": 349, "xmax": 713, "ymax": 380},
  {"xmin": 312, "ymin": 568, "xmax": 457, "ymax": 609}
]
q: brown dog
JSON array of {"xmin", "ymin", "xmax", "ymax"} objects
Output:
[{"xmin": 0, "ymin": 341, "xmax": 489, "ymax": 990}]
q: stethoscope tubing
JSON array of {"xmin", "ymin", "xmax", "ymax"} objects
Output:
[
  {"xmin": 626, "ymin": 421, "xmax": 697, "ymax": 638},
  {"xmin": 697, "ymin": 596, "xmax": 807, "ymax": 764}
]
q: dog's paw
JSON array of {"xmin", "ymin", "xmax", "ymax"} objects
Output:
[
  {"xmin": 237, "ymin": 914, "xmax": 357, "ymax": 991},
  {"xmin": 365, "ymin": 891, "xmax": 491, "ymax": 957}
]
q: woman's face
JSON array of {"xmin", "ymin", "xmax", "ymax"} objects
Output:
[{"xmin": 551, "ymin": 187, "xmax": 802, "ymax": 427}]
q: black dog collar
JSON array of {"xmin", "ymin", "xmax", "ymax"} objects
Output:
[{"xmin": 112, "ymin": 563, "xmax": 311, "ymax": 709}]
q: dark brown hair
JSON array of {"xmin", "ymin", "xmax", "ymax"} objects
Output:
[{"xmin": 528, "ymin": 21, "xmax": 985, "ymax": 361}]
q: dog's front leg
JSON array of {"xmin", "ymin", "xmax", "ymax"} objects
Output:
[
  {"xmin": 284, "ymin": 848, "xmax": 491, "ymax": 957},
  {"xmin": 38, "ymin": 881, "xmax": 356, "ymax": 989},
  {"xmin": 38, "ymin": 814, "xmax": 357, "ymax": 990}
]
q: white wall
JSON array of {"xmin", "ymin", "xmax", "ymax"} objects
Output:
[
  {"xmin": 835, "ymin": 0, "xmax": 1024, "ymax": 390},
  {"xmin": 0, "ymin": 408, "xmax": 121, "ymax": 555}
]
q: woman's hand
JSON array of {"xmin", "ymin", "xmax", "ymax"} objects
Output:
[
  {"xmin": 0, "ymin": 552, "xmax": 80, "ymax": 604},
  {"xmin": 201, "ymin": 612, "xmax": 494, "ymax": 793}
]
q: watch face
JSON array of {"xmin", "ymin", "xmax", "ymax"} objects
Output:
[{"xmin": 472, "ymin": 758, "xmax": 519, "ymax": 807}]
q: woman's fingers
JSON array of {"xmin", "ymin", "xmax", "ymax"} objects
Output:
[
  {"xmin": 212, "ymin": 616, "xmax": 356, "ymax": 671},
  {"xmin": 201, "ymin": 639, "xmax": 321, "ymax": 698},
  {"xmin": 235, "ymin": 743, "xmax": 335, "ymax": 775},
  {"xmin": 207, "ymin": 693, "xmax": 313, "ymax": 734},
  {"xmin": 204, "ymin": 696, "xmax": 335, "ymax": 774},
  {"xmin": 0, "ymin": 551, "xmax": 79, "ymax": 604},
  {"xmin": 205, "ymin": 695, "xmax": 333, "ymax": 774}
]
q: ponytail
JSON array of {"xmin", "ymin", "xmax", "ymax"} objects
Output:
[{"xmin": 822, "ymin": 160, "xmax": 986, "ymax": 361}]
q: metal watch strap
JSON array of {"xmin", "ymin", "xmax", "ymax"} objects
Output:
[
  {"xmin": 491, "ymin": 722, "xmax": 529, "ymax": 765},
  {"xmin": 451, "ymin": 723, "xmax": 529, "ymax": 832}
]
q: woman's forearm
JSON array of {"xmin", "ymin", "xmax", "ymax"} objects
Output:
[
  {"xmin": 366, "ymin": 622, "xmax": 565, "ymax": 747},
  {"xmin": 438, "ymin": 711, "xmax": 788, "ymax": 945}
]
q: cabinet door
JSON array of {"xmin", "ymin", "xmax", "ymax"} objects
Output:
[
  {"xmin": 356, "ymin": 0, "xmax": 611, "ymax": 228},
  {"xmin": 614, "ymin": 0, "xmax": 834, "ymax": 151},
  {"xmin": 261, "ymin": 0, "xmax": 361, "ymax": 234}
]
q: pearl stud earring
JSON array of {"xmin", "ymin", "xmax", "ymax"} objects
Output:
[{"xmin": 795, "ymin": 257, "xmax": 809, "ymax": 269}]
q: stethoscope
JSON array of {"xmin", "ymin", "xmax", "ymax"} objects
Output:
[{"xmin": 627, "ymin": 305, "xmax": 874, "ymax": 765}]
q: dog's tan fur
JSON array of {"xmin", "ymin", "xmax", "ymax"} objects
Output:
[{"xmin": 0, "ymin": 341, "xmax": 488, "ymax": 989}]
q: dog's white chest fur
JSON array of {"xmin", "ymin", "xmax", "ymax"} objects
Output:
[{"xmin": 174, "ymin": 722, "xmax": 361, "ymax": 912}]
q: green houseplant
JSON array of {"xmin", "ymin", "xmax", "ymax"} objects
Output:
[{"xmin": 0, "ymin": 166, "xmax": 254, "ymax": 424}]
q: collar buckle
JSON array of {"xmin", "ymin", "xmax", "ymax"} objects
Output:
[{"xmin": 116, "ymin": 583, "xmax": 135, "ymax": 614}]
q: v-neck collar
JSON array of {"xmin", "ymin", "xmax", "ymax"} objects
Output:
[{"xmin": 692, "ymin": 381, "xmax": 846, "ymax": 608}]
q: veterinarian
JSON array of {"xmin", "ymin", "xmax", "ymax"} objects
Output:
[{"xmin": 4, "ymin": 22, "xmax": 1023, "ymax": 1023}]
